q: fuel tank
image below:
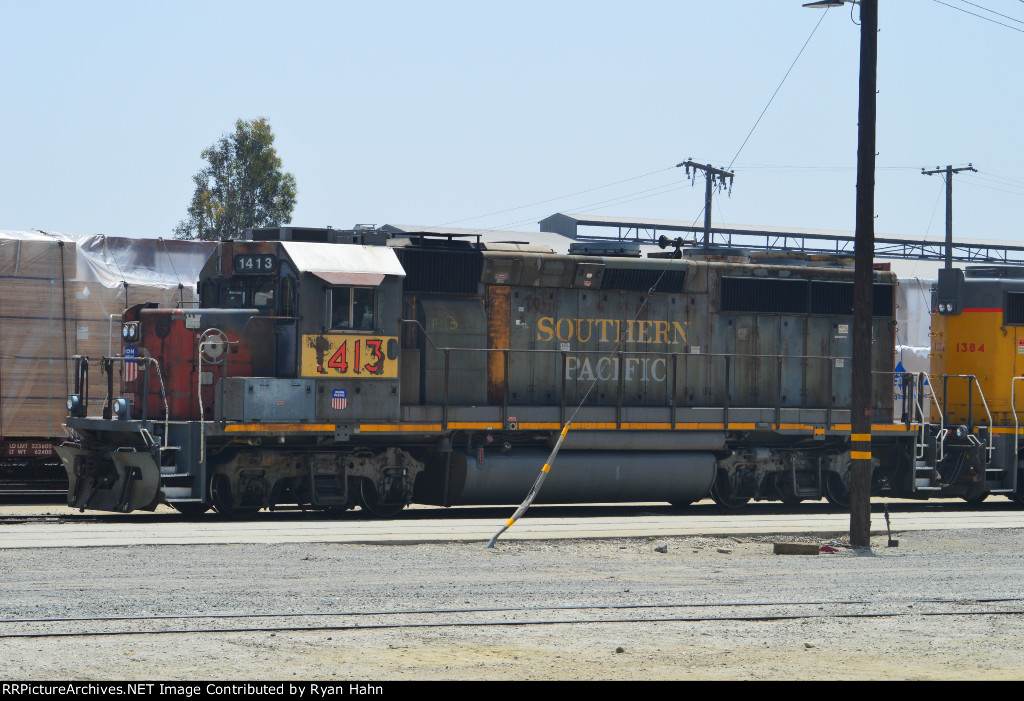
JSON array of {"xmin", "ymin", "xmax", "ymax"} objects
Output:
[{"xmin": 423, "ymin": 449, "xmax": 716, "ymax": 505}]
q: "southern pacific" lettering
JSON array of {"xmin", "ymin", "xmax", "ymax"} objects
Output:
[{"xmin": 536, "ymin": 317, "xmax": 687, "ymax": 344}]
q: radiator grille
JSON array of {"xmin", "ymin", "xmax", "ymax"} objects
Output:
[
  {"xmin": 721, "ymin": 278, "xmax": 895, "ymax": 316},
  {"xmin": 1005, "ymin": 292, "xmax": 1024, "ymax": 325},
  {"xmin": 601, "ymin": 268, "xmax": 686, "ymax": 292},
  {"xmin": 720, "ymin": 278, "xmax": 808, "ymax": 313}
]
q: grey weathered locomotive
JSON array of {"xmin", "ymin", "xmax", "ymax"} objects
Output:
[{"xmin": 59, "ymin": 227, "xmax": 915, "ymax": 515}]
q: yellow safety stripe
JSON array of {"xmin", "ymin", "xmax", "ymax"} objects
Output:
[
  {"xmin": 850, "ymin": 450, "xmax": 872, "ymax": 460},
  {"xmin": 224, "ymin": 423, "xmax": 335, "ymax": 433},
  {"xmin": 851, "ymin": 433, "xmax": 872, "ymax": 442}
]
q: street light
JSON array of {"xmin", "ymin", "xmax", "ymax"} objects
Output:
[{"xmin": 804, "ymin": 0, "xmax": 877, "ymax": 548}]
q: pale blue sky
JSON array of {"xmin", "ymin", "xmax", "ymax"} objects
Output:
[{"xmin": 2, "ymin": 1, "xmax": 1021, "ymax": 242}]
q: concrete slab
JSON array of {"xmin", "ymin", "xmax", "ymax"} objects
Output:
[{"xmin": 0, "ymin": 502, "xmax": 1022, "ymax": 549}]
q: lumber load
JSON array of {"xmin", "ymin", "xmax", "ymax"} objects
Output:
[
  {"xmin": 0, "ymin": 236, "xmax": 77, "ymax": 438},
  {"xmin": 0, "ymin": 233, "xmax": 209, "ymax": 439}
]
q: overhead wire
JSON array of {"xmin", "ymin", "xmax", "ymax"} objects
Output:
[
  {"xmin": 932, "ymin": 0, "xmax": 1024, "ymax": 33},
  {"xmin": 726, "ymin": 5, "xmax": 832, "ymax": 172},
  {"xmin": 953, "ymin": 0, "xmax": 1024, "ymax": 25}
]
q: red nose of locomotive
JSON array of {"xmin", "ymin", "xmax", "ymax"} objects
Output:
[{"xmin": 122, "ymin": 307, "xmax": 277, "ymax": 421}]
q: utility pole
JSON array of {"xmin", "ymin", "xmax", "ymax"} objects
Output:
[
  {"xmin": 676, "ymin": 160, "xmax": 734, "ymax": 247},
  {"xmin": 922, "ymin": 164, "xmax": 977, "ymax": 270},
  {"xmin": 847, "ymin": 0, "xmax": 878, "ymax": 550}
]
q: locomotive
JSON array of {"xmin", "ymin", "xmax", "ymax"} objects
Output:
[{"xmin": 55, "ymin": 227, "xmax": 1022, "ymax": 516}]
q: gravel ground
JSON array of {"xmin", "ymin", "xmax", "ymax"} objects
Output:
[{"xmin": 2, "ymin": 529, "xmax": 1024, "ymax": 680}]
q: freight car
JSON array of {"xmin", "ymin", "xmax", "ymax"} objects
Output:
[
  {"xmin": 54, "ymin": 227, "xmax": 1021, "ymax": 516},
  {"xmin": 0, "ymin": 232, "xmax": 213, "ymax": 495}
]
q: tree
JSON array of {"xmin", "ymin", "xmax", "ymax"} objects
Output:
[{"xmin": 174, "ymin": 118, "xmax": 297, "ymax": 240}]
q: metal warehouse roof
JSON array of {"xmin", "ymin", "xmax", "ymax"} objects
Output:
[{"xmin": 538, "ymin": 212, "xmax": 1024, "ymax": 266}]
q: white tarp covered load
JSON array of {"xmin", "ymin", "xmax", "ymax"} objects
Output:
[
  {"xmin": 0, "ymin": 231, "xmax": 214, "ymax": 439},
  {"xmin": 893, "ymin": 277, "xmax": 934, "ymax": 420}
]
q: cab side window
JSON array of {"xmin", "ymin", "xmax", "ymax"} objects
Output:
[{"xmin": 329, "ymin": 287, "xmax": 375, "ymax": 330}]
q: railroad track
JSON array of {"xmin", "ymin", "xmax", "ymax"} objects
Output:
[{"xmin": 3, "ymin": 598, "xmax": 1024, "ymax": 640}]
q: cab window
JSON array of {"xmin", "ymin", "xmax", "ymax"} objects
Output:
[
  {"xmin": 219, "ymin": 277, "xmax": 276, "ymax": 309},
  {"xmin": 329, "ymin": 287, "xmax": 374, "ymax": 330}
]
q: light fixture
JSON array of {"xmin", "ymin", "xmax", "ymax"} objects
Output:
[
  {"xmin": 113, "ymin": 397, "xmax": 131, "ymax": 420},
  {"xmin": 67, "ymin": 394, "xmax": 83, "ymax": 417}
]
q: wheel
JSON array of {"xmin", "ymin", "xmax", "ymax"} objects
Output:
[
  {"xmin": 781, "ymin": 496, "xmax": 804, "ymax": 506},
  {"xmin": 358, "ymin": 479, "xmax": 406, "ymax": 518},
  {"xmin": 170, "ymin": 501, "xmax": 210, "ymax": 516},
  {"xmin": 961, "ymin": 492, "xmax": 988, "ymax": 504},
  {"xmin": 824, "ymin": 472, "xmax": 850, "ymax": 508},
  {"xmin": 209, "ymin": 474, "xmax": 260, "ymax": 519},
  {"xmin": 710, "ymin": 473, "xmax": 750, "ymax": 509}
]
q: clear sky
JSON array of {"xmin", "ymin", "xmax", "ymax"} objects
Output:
[{"xmin": 2, "ymin": 1, "xmax": 1021, "ymax": 244}]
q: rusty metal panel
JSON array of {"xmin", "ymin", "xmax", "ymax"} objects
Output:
[
  {"xmin": 754, "ymin": 314, "xmax": 780, "ymax": 407},
  {"xmin": 779, "ymin": 315, "xmax": 805, "ymax": 408},
  {"xmin": 805, "ymin": 316, "xmax": 832, "ymax": 408},
  {"xmin": 486, "ymin": 286, "xmax": 510, "ymax": 405},
  {"xmin": 572, "ymin": 261, "xmax": 604, "ymax": 290},
  {"xmin": 535, "ymin": 256, "xmax": 576, "ymax": 288},
  {"xmin": 481, "ymin": 254, "xmax": 524, "ymax": 287},
  {"xmin": 400, "ymin": 349, "xmax": 420, "ymax": 405},
  {"xmin": 871, "ymin": 317, "xmax": 894, "ymax": 421},
  {"xmin": 830, "ymin": 320, "xmax": 853, "ymax": 410},
  {"xmin": 508, "ymin": 288, "xmax": 558, "ymax": 406},
  {"xmin": 675, "ymin": 294, "xmax": 707, "ymax": 407}
]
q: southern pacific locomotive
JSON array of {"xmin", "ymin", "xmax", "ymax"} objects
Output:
[{"xmin": 55, "ymin": 227, "xmax": 1023, "ymax": 515}]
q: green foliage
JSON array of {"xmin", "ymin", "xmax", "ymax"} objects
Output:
[{"xmin": 174, "ymin": 118, "xmax": 297, "ymax": 240}]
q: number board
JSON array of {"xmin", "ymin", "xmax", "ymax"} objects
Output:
[
  {"xmin": 300, "ymin": 334, "xmax": 398, "ymax": 379},
  {"xmin": 233, "ymin": 254, "xmax": 278, "ymax": 274}
]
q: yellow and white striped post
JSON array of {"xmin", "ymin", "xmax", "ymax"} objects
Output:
[{"xmin": 486, "ymin": 424, "xmax": 571, "ymax": 548}]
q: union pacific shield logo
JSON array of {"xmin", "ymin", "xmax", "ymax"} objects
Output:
[{"xmin": 331, "ymin": 389, "xmax": 347, "ymax": 410}]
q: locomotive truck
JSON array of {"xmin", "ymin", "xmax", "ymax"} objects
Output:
[{"xmin": 54, "ymin": 227, "xmax": 1021, "ymax": 516}]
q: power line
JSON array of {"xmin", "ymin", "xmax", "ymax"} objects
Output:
[
  {"xmin": 933, "ymin": 0, "xmax": 1024, "ymax": 33},
  {"xmin": 954, "ymin": 0, "xmax": 1024, "ymax": 25},
  {"xmin": 727, "ymin": 7, "xmax": 832, "ymax": 170}
]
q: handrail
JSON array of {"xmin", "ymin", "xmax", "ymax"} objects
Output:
[
  {"xmin": 101, "ymin": 354, "xmax": 172, "ymax": 451},
  {"xmin": 876, "ymin": 369, "xmax": 941, "ymax": 460},
  {"xmin": 941, "ymin": 374, "xmax": 994, "ymax": 460},
  {"xmin": 1012, "ymin": 377, "xmax": 1024, "ymax": 461}
]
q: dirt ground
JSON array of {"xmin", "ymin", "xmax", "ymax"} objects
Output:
[{"xmin": 2, "ymin": 527, "xmax": 1024, "ymax": 680}]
